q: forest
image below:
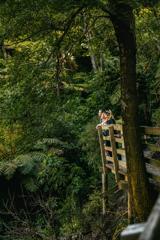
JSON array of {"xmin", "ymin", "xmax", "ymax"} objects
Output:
[{"xmin": 0, "ymin": 0, "xmax": 160, "ymax": 239}]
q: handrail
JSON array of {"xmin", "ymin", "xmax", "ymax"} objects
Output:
[
  {"xmin": 140, "ymin": 126, "xmax": 160, "ymax": 136},
  {"xmin": 121, "ymin": 195, "xmax": 160, "ymax": 240},
  {"xmin": 139, "ymin": 195, "xmax": 160, "ymax": 240},
  {"xmin": 98, "ymin": 124, "xmax": 160, "ymax": 181}
]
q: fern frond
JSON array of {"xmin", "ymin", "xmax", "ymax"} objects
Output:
[
  {"xmin": 42, "ymin": 138, "xmax": 65, "ymax": 146},
  {"xmin": 14, "ymin": 152, "xmax": 46, "ymax": 175},
  {"xmin": 3, "ymin": 162, "xmax": 17, "ymax": 180}
]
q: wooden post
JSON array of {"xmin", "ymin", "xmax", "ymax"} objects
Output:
[
  {"xmin": 109, "ymin": 125, "xmax": 120, "ymax": 183},
  {"xmin": 97, "ymin": 127, "xmax": 108, "ymax": 215}
]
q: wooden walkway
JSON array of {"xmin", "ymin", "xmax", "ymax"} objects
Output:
[
  {"xmin": 98, "ymin": 124, "xmax": 160, "ymax": 188},
  {"xmin": 97, "ymin": 124, "xmax": 160, "ymax": 217}
]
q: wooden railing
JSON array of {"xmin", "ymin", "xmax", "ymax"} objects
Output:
[
  {"xmin": 98, "ymin": 124, "xmax": 160, "ymax": 187},
  {"xmin": 97, "ymin": 124, "xmax": 160, "ymax": 218},
  {"xmin": 121, "ymin": 194, "xmax": 160, "ymax": 240}
]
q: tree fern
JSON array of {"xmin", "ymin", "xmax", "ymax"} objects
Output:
[
  {"xmin": 0, "ymin": 152, "xmax": 46, "ymax": 179},
  {"xmin": 15, "ymin": 152, "xmax": 46, "ymax": 175}
]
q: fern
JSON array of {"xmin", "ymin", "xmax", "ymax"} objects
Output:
[
  {"xmin": 3, "ymin": 162, "xmax": 18, "ymax": 179},
  {"xmin": 34, "ymin": 138, "xmax": 66, "ymax": 151},
  {"xmin": 0, "ymin": 161, "xmax": 17, "ymax": 179},
  {"xmin": 0, "ymin": 152, "xmax": 46, "ymax": 179},
  {"xmin": 42, "ymin": 138, "xmax": 65, "ymax": 146},
  {"xmin": 15, "ymin": 152, "xmax": 46, "ymax": 175},
  {"xmin": 36, "ymin": 138, "xmax": 74, "ymax": 151}
]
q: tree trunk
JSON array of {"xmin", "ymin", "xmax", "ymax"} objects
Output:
[
  {"xmin": 83, "ymin": 15, "xmax": 98, "ymax": 73},
  {"xmin": 108, "ymin": 1, "xmax": 152, "ymax": 222}
]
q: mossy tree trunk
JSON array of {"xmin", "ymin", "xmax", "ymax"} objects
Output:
[{"xmin": 108, "ymin": 1, "xmax": 152, "ymax": 222}]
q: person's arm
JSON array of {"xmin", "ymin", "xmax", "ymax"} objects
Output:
[{"xmin": 96, "ymin": 123, "xmax": 102, "ymax": 129}]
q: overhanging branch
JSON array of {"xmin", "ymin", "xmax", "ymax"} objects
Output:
[{"xmin": 44, "ymin": 5, "xmax": 85, "ymax": 65}]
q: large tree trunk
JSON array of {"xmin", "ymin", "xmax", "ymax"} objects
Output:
[{"xmin": 108, "ymin": 1, "xmax": 152, "ymax": 221}]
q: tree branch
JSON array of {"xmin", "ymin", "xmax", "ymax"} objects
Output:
[
  {"xmin": 44, "ymin": 5, "xmax": 85, "ymax": 65},
  {"xmin": 56, "ymin": 5, "xmax": 85, "ymax": 50},
  {"xmin": 99, "ymin": 2, "xmax": 113, "ymax": 17}
]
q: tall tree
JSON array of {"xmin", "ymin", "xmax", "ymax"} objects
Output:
[{"xmin": 106, "ymin": 0, "xmax": 152, "ymax": 221}]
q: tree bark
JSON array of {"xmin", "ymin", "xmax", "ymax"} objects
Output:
[{"xmin": 108, "ymin": 1, "xmax": 152, "ymax": 222}]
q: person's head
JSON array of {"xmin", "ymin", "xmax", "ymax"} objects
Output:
[
  {"xmin": 98, "ymin": 109, "xmax": 114, "ymax": 121},
  {"xmin": 104, "ymin": 110, "xmax": 113, "ymax": 120},
  {"xmin": 102, "ymin": 111, "xmax": 110, "ymax": 120}
]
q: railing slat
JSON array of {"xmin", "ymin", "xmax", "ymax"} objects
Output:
[
  {"xmin": 105, "ymin": 146, "xmax": 112, "ymax": 152},
  {"xmin": 121, "ymin": 223, "xmax": 146, "ymax": 240},
  {"xmin": 146, "ymin": 163, "xmax": 160, "ymax": 177},
  {"xmin": 117, "ymin": 148, "xmax": 126, "ymax": 156},
  {"xmin": 106, "ymin": 156, "xmax": 113, "ymax": 162},
  {"xmin": 102, "ymin": 124, "xmax": 123, "ymax": 131},
  {"xmin": 115, "ymin": 137, "xmax": 124, "ymax": 143},
  {"xmin": 143, "ymin": 143, "xmax": 160, "ymax": 152},
  {"xmin": 109, "ymin": 126, "xmax": 120, "ymax": 183},
  {"xmin": 141, "ymin": 126, "xmax": 160, "ymax": 136},
  {"xmin": 103, "ymin": 136, "xmax": 124, "ymax": 143}
]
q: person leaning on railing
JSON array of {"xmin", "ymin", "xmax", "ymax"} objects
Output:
[
  {"xmin": 96, "ymin": 110, "xmax": 115, "ymax": 156},
  {"xmin": 96, "ymin": 109, "xmax": 115, "ymax": 131}
]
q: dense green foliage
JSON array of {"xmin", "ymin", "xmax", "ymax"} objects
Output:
[{"xmin": 0, "ymin": 0, "xmax": 160, "ymax": 239}]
